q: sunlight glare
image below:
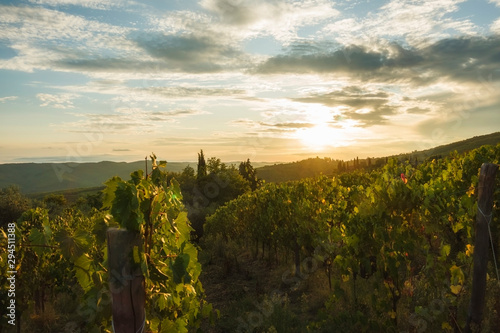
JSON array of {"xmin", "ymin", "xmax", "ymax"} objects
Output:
[{"xmin": 296, "ymin": 124, "xmax": 343, "ymax": 151}]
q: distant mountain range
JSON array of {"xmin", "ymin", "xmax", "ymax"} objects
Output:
[
  {"xmin": 0, "ymin": 132, "xmax": 498, "ymax": 194},
  {"xmin": 0, "ymin": 161, "xmax": 186, "ymax": 194},
  {"xmin": 0, "ymin": 160, "xmax": 273, "ymax": 194}
]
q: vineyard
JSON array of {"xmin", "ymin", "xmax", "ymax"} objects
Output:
[
  {"xmin": 204, "ymin": 144, "xmax": 500, "ymax": 332},
  {"xmin": 0, "ymin": 155, "xmax": 214, "ymax": 333},
  {"xmin": 0, "ymin": 144, "xmax": 499, "ymax": 332}
]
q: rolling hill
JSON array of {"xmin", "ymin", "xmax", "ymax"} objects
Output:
[
  {"xmin": 256, "ymin": 132, "xmax": 500, "ymax": 183},
  {"xmin": 0, "ymin": 161, "xmax": 193, "ymax": 194},
  {"xmin": 0, "ymin": 160, "xmax": 274, "ymax": 195},
  {"xmin": 1, "ymin": 132, "xmax": 498, "ymax": 194}
]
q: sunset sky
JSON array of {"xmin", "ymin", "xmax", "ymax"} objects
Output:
[{"xmin": 0, "ymin": 0, "xmax": 499, "ymax": 163}]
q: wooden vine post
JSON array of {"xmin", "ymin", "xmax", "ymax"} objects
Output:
[
  {"xmin": 464, "ymin": 163, "xmax": 498, "ymax": 333},
  {"xmin": 107, "ymin": 228, "xmax": 146, "ymax": 333}
]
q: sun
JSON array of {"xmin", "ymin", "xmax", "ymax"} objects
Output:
[{"xmin": 295, "ymin": 124, "xmax": 337, "ymax": 151}]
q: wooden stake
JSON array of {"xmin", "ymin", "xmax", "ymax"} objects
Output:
[
  {"xmin": 465, "ymin": 163, "xmax": 498, "ymax": 333},
  {"xmin": 107, "ymin": 228, "xmax": 145, "ymax": 333}
]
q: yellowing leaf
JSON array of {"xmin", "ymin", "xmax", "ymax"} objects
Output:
[
  {"xmin": 389, "ymin": 310, "xmax": 397, "ymax": 319},
  {"xmin": 466, "ymin": 186, "xmax": 475, "ymax": 197},
  {"xmin": 450, "ymin": 285, "xmax": 462, "ymax": 295},
  {"xmin": 450, "ymin": 265, "xmax": 465, "ymax": 285},
  {"xmin": 342, "ymin": 274, "xmax": 350, "ymax": 282},
  {"xmin": 466, "ymin": 244, "xmax": 474, "ymax": 257},
  {"xmin": 442, "ymin": 322, "xmax": 453, "ymax": 331},
  {"xmin": 185, "ymin": 284, "xmax": 196, "ymax": 295}
]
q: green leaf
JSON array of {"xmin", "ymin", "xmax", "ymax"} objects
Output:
[
  {"xmin": 440, "ymin": 244, "xmax": 451, "ymax": 258},
  {"xmin": 174, "ymin": 212, "xmax": 191, "ymax": 242},
  {"xmin": 74, "ymin": 254, "xmax": 93, "ymax": 292},
  {"xmin": 133, "ymin": 245, "xmax": 140, "ymax": 264},
  {"xmin": 74, "ymin": 229, "xmax": 91, "ymax": 249},
  {"xmin": 29, "ymin": 228, "xmax": 47, "ymax": 245},
  {"xmin": 92, "ymin": 217, "xmax": 109, "ymax": 244},
  {"xmin": 201, "ymin": 303, "xmax": 213, "ymax": 318},
  {"xmin": 110, "ymin": 181, "xmax": 142, "ymax": 231},
  {"xmin": 160, "ymin": 319, "xmax": 177, "ymax": 333},
  {"xmin": 149, "ymin": 318, "xmax": 160, "ymax": 331},
  {"xmin": 173, "ymin": 319, "xmax": 189, "ymax": 333},
  {"xmin": 149, "ymin": 262, "xmax": 169, "ymax": 282},
  {"xmin": 102, "ymin": 176, "xmax": 122, "ymax": 209},
  {"xmin": 452, "ymin": 221, "xmax": 464, "ymax": 233},
  {"xmin": 170, "ymin": 253, "xmax": 190, "ymax": 284},
  {"xmin": 170, "ymin": 179, "xmax": 183, "ymax": 202},
  {"xmin": 29, "ymin": 228, "xmax": 49, "ymax": 255},
  {"xmin": 130, "ymin": 170, "xmax": 144, "ymax": 185},
  {"xmin": 42, "ymin": 219, "xmax": 52, "ymax": 239},
  {"xmin": 55, "ymin": 228, "xmax": 90, "ymax": 259},
  {"xmin": 156, "ymin": 293, "xmax": 169, "ymax": 311}
]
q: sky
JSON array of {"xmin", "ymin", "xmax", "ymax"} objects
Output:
[{"xmin": 0, "ymin": 0, "xmax": 499, "ymax": 164}]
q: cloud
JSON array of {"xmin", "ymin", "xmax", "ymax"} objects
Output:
[
  {"xmin": 60, "ymin": 108, "xmax": 207, "ymax": 134},
  {"xmin": 0, "ymin": 5, "xmax": 135, "ymax": 72},
  {"xmin": 0, "ymin": 96, "xmax": 18, "ymax": 103},
  {"xmin": 489, "ymin": 0, "xmax": 500, "ymax": 6},
  {"xmin": 231, "ymin": 118, "xmax": 315, "ymax": 131},
  {"xmin": 28, "ymin": 0, "xmax": 128, "ymax": 10},
  {"xmin": 374, "ymin": 0, "xmax": 476, "ymax": 44},
  {"xmin": 133, "ymin": 33, "xmax": 250, "ymax": 73},
  {"xmin": 37, "ymin": 93, "xmax": 76, "ymax": 109},
  {"xmin": 140, "ymin": 109, "xmax": 209, "ymax": 121},
  {"xmin": 295, "ymin": 86, "xmax": 390, "ymax": 108},
  {"xmin": 53, "ymin": 58, "xmax": 159, "ymax": 74},
  {"xmin": 413, "ymin": 85, "xmax": 500, "ymax": 143},
  {"xmin": 256, "ymin": 35, "xmax": 500, "ymax": 86},
  {"xmin": 293, "ymin": 86, "xmax": 399, "ymax": 126},
  {"xmin": 423, "ymin": 36, "xmax": 500, "ymax": 82},
  {"xmin": 153, "ymin": 135, "xmax": 256, "ymax": 147},
  {"xmin": 0, "ymin": 5, "xmax": 131, "ymax": 43},
  {"xmin": 406, "ymin": 107, "xmax": 431, "ymax": 114},
  {"xmin": 261, "ymin": 122, "xmax": 315, "ymax": 129},
  {"xmin": 143, "ymin": 86, "xmax": 246, "ymax": 98},
  {"xmin": 491, "ymin": 18, "xmax": 500, "ymax": 33},
  {"xmin": 321, "ymin": 0, "xmax": 477, "ymax": 47},
  {"xmin": 254, "ymin": 43, "xmax": 420, "ymax": 77},
  {"xmin": 199, "ymin": 0, "xmax": 339, "ymax": 42}
]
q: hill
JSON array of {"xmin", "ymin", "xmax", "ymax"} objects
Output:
[
  {"xmin": 0, "ymin": 161, "xmax": 193, "ymax": 194},
  {"xmin": 256, "ymin": 132, "xmax": 500, "ymax": 183},
  {"xmin": 26, "ymin": 186, "xmax": 105, "ymax": 203},
  {"xmin": 409, "ymin": 131, "xmax": 500, "ymax": 160},
  {"xmin": 256, "ymin": 157, "xmax": 341, "ymax": 183},
  {"xmin": 0, "ymin": 160, "xmax": 275, "ymax": 195},
  {"xmin": 1, "ymin": 132, "xmax": 498, "ymax": 193}
]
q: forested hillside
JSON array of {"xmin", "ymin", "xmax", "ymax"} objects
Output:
[{"xmin": 257, "ymin": 132, "xmax": 500, "ymax": 183}]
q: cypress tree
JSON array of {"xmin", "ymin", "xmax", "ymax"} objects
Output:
[{"xmin": 197, "ymin": 149, "xmax": 207, "ymax": 179}]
